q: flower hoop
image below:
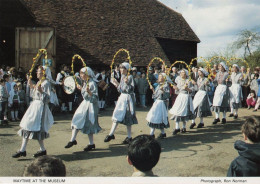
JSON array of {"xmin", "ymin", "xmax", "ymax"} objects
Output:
[
  {"xmin": 71, "ymin": 54, "xmax": 87, "ymax": 86},
  {"xmin": 29, "ymin": 49, "xmax": 48, "ymax": 84},
  {"xmin": 208, "ymin": 56, "xmax": 231, "ymax": 79},
  {"xmin": 146, "ymin": 57, "xmax": 166, "ymax": 88},
  {"xmin": 189, "ymin": 56, "xmax": 208, "ymax": 68},
  {"xmin": 110, "ymin": 48, "xmax": 132, "ymax": 78},
  {"xmin": 168, "ymin": 61, "xmax": 191, "ymax": 87}
]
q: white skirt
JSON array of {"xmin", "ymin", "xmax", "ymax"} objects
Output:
[
  {"xmin": 146, "ymin": 100, "xmax": 168, "ymax": 125},
  {"xmin": 193, "ymin": 90, "xmax": 207, "ymax": 110},
  {"xmin": 71, "ymin": 100, "xmax": 95, "ymax": 129},
  {"xmin": 213, "ymin": 84, "xmax": 227, "ymax": 107},
  {"xmin": 229, "ymin": 84, "xmax": 242, "ymax": 104},
  {"xmin": 20, "ymin": 100, "xmax": 54, "ymax": 133},
  {"xmin": 169, "ymin": 93, "xmax": 194, "ymax": 116}
]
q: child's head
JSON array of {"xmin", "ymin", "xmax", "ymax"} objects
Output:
[
  {"xmin": 12, "ymin": 83, "xmax": 18, "ymax": 91},
  {"xmin": 141, "ymin": 72, "xmax": 146, "ymax": 78},
  {"xmin": 250, "ymin": 90, "xmax": 256, "ymax": 97},
  {"xmin": 127, "ymin": 135, "xmax": 161, "ymax": 172},
  {"xmin": 17, "ymin": 82, "xmax": 22, "ymax": 90},
  {"xmin": 3, "ymin": 74, "xmax": 10, "ymax": 82},
  {"xmin": 242, "ymin": 116, "xmax": 260, "ymax": 143},
  {"xmin": 254, "ymin": 73, "xmax": 259, "ymax": 79},
  {"xmin": 23, "ymin": 156, "xmax": 66, "ymax": 176}
]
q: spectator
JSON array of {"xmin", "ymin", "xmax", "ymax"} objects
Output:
[
  {"xmin": 17, "ymin": 82, "xmax": 26, "ymax": 118},
  {"xmin": 246, "ymin": 90, "xmax": 256, "ymax": 109},
  {"xmin": 253, "ymin": 78, "xmax": 260, "ymax": 112},
  {"xmin": 0, "ymin": 79, "xmax": 9, "ymax": 124},
  {"xmin": 127, "ymin": 135, "xmax": 161, "ymax": 177},
  {"xmin": 23, "ymin": 156, "xmax": 66, "ymax": 176},
  {"xmin": 227, "ymin": 116, "xmax": 260, "ymax": 176},
  {"xmin": 250, "ymin": 73, "xmax": 259, "ymax": 95},
  {"xmin": 8, "ymin": 83, "xmax": 20, "ymax": 121},
  {"xmin": 137, "ymin": 73, "xmax": 149, "ymax": 108}
]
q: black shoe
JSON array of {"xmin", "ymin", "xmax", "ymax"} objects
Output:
[
  {"xmin": 181, "ymin": 128, "xmax": 186, "ymax": 133},
  {"xmin": 197, "ymin": 123, "xmax": 204, "ymax": 128},
  {"xmin": 253, "ymin": 109, "xmax": 257, "ymax": 112},
  {"xmin": 234, "ymin": 115, "xmax": 238, "ymax": 119},
  {"xmin": 104, "ymin": 135, "xmax": 115, "ymax": 142},
  {"xmin": 158, "ymin": 133, "xmax": 166, "ymax": 139},
  {"xmin": 122, "ymin": 137, "xmax": 132, "ymax": 144},
  {"xmin": 12, "ymin": 151, "xmax": 26, "ymax": 158},
  {"xmin": 84, "ymin": 144, "xmax": 95, "ymax": 152},
  {"xmin": 150, "ymin": 135, "xmax": 155, "ymax": 139},
  {"xmin": 229, "ymin": 113, "xmax": 234, "ymax": 117},
  {"xmin": 173, "ymin": 129, "xmax": 180, "ymax": 135},
  {"xmin": 213, "ymin": 118, "xmax": 220, "ymax": 124},
  {"xmin": 190, "ymin": 123, "xmax": 196, "ymax": 129},
  {"xmin": 221, "ymin": 118, "xmax": 226, "ymax": 124},
  {"xmin": 33, "ymin": 150, "xmax": 47, "ymax": 158},
  {"xmin": 65, "ymin": 140, "xmax": 77, "ymax": 148}
]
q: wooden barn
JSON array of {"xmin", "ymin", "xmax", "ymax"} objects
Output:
[{"xmin": 0, "ymin": 0, "xmax": 200, "ymax": 73}]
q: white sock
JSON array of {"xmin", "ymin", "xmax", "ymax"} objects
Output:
[
  {"xmin": 15, "ymin": 111, "xmax": 19, "ymax": 119},
  {"xmin": 223, "ymin": 112, "xmax": 226, "ymax": 119},
  {"xmin": 61, "ymin": 103, "xmax": 65, "ymax": 111},
  {"xmin": 215, "ymin": 112, "xmax": 219, "ymax": 119},
  {"xmin": 200, "ymin": 117, "xmax": 204, "ymax": 124},
  {"xmin": 20, "ymin": 138, "xmax": 29, "ymax": 152},
  {"xmin": 175, "ymin": 121, "xmax": 180, "ymax": 129},
  {"xmin": 191, "ymin": 119, "xmax": 195, "ymax": 124},
  {"xmin": 69, "ymin": 102, "xmax": 73, "ymax": 111},
  {"xmin": 109, "ymin": 122, "xmax": 118, "ymax": 136},
  {"xmin": 98, "ymin": 101, "xmax": 102, "ymax": 108},
  {"xmin": 183, "ymin": 121, "xmax": 186, "ymax": 129},
  {"xmin": 38, "ymin": 140, "xmax": 46, "ymax": 151},
  {"xmin": 160, "ymin": 129, "xmax": 165, "ymax": 134},
  {"xmin": 150, "ymin": 128, "xmax": 155, "ymax": 135},
  {"xmin": 11, "ymin": 111, "xmax": 15, "ymax": 119},
  {"xmin": 234, "ymin": 109, "xmax": 238, "ymax": 115},
  {"xmin": 127, "ymin": 126, "xmax": 132, "ymax": 138},
  {"xmin": 70, "ymin": 129, "xmax": 79, "ymax": 142},
  {"xmin": 231, "ymin": 107, "xmax": 234, "ymax": 114},
  {"xmin": 88, "ymin": 134, "xmax": 94, "ymax": 145}
]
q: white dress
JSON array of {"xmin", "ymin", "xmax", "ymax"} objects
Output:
[{"xmin": 18, "ymin": 80, "xmax": 54, "ymax": 140}]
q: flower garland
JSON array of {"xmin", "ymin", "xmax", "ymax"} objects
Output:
[
  {"xmin": 167, "ymin": 60, "xmax": 191, "ymax": 87},
  {"xmin": 110, "ymin": 48, "xmax": 132, "ymax": 78},
  {"xmin": 29, "ymin": 49, "xmax": 48, "ymax": 85},
  {"xmin": 189, "ymin": 56, "xmax": 208, "ymax": 69},
  {"xmin": 146, "ymin": 57, "xmax": 166, "ymax": 87},
  {"xmin": 71, "ymin": 54, "xmax": 87, "ymax": 86},
  {"xmin": 208, "ymin": 56, "xmax": 231, "ymax": 79}
]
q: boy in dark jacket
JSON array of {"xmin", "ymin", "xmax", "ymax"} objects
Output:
[{"xmin": 227, "ymin": 116, "xmax": 260, "ymax": 176}]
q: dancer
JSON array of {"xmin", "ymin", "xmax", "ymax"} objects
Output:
[
  {"xmin": 104, "ymin": 62, "xmax": 138, "ymax": 144},
  {"xmin": 228, "ymin": 64, "xmax": 243, "ymax": 119},
  {"xmin": 190, "ymin": 68, "xmax": 212, "ymax": 129},
  {"xmin": 146, "ymin": 73, "xmax": 170, "ymax": 138},
  {"xmin": 12, "ymin": 66, "xmax": 54, "ymax": 158},
  {"xmin": 212, "ymin": 62, "xmax": 230, "ymax": 124},
  {"xmin": 65, "ymin": 67, "xmax": 101, "ymax": 151},
  {"xmin": 169, "ymin": 69, "xmax": 195, "ymax": 135}
]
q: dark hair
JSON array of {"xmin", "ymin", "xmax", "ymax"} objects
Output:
[
  {"xmin": 23, "ymin": 156, "xmax": 66, "ymax": 176},
  {"xmin": 254, "ymin": 73, "xmax": 259, "ymax": 78},
  {"xmin": 3, "ymin": 74, "xmax": 9, "ymax": 80},
  {"xmin": 242, "ymin": 116, "xmax": 260, "ymax": 143},
  {"xmin": 128, "ymin": 135, "xmax": 161, "ymax": 172},
  {"xmin": 60, "ymin": 64, "xmax": 67, "ymax": 71},
  {"xmin": 0, "ymin": 79, "xmax": 5, "ymax": 83},
  {"xmin": 250, "ymin": 90, "xmax": 256, "ymax": 96}
]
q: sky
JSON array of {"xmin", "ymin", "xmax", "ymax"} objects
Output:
[{"xmin": 158, "ymin": 0, "xmax": 260, "ymax": 58}]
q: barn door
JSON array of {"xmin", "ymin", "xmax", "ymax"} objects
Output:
[{"xmin": 15, "ymin": 27, "xmax": 56, "ymax": 73}]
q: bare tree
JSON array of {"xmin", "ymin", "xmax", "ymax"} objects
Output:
[{"xmin": 233, "ymin": 29, "xmax": 260, "ymax": 58}]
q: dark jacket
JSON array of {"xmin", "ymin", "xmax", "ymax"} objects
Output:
[{"xmin": 227, "ymin": 140, "xmax": 260, "ymax": 177}]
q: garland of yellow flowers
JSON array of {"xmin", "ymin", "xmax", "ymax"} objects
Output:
[
  {"xmin": 110, "ymin": 48, "xmax": 132, "ymax": 78},
  {"xmin": 29, "ymin": 49, "xmax": 47, "ymax": 85},
  {"xmin": 71, "ymin": 54, "xmax": 87, "ymax": 86},
  {"xmin": 188, "ymin": 56, "xmax": 211, "ymax": 79},
  {"xmin": 167, "ymin": 61, "xmax": 191, "ymax": 87},
  {"xmin": 146, "ymin": 57, "xmax": 166, "ymax": 88},
  {"xmin": 208, "ymin": 56, "xmax": 231, "ymax": 79},
  {"xmin": 229, "ymin": 57, "xmax": 250, "ymax": 79}
]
